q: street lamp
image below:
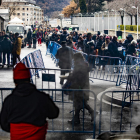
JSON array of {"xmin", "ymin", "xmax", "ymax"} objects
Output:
[
  {"xmin": 98, "ymin": 12, "xmax": 102, "ymax": 32},
  {"xmin": 132, "ymin": 6, "xmax": 139, "ymax": 39},
  {"xmin": 89, "ymin": 13, "xmax": 93, "ymax": 29},
  {"xmin": 104, "ymin": 10, "xmax": 109, "ymax": 35},
  {"xmin": 58, "ymin": 14, "xmax": 64, "ymax": 30},
  {"xmin": 79, "ymin": 13, "xmax": 82, "ymax": 31},
  {"xmin": 111, "ymin": 9, "xmax": 117, "ymax": 36},
  {"xmin": 120, "ymin": 8, "xmax": 125, "ymax": 39},
  {"xmin": 94, "ymin": 12, "xmax": 97, "ymax": 32}
]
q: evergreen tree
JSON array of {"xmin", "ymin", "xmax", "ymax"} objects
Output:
[{"xmin": 79, "ymin": 0, "xmax": 87, "ymax": 13}]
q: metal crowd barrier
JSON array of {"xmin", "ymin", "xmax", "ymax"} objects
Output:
[
  {"xmin": 27, "ymin": 68, "xmax": 72, "ymax": 90},
  {"xmin": 46, "ymin": 41, "xmax": 61, "ymax": 65},
  {"xmin": 99, "ymin": 90, "xmax": 140, "ymax": 135},
  {"xmin": 117, "ymin": 55, "xmax": 140, "ymax": 87},
  {"xmin": 89, "ymin": 54, "xmax": 123, "ymax": 85},
  {"xmin": 20, "ymin": 49, "xmax": 45, "ymax": 79},
  {"xmin": 0, "ymin": 88, "xmax": 97, "ymax": 139}
]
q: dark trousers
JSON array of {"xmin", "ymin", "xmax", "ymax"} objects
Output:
[
  {"xmin": 3, "ymin": 52, "xmax": 10, "ymax": 65},
  {"xmin": 74, "ymin": 101, "xmax": 93, "ymax": 121},
  {"xmin": 0, "ymin": 52, "xmax": 2, "ymax": 63},
  {"xmin": 13, "ymin": 53, "xmax": 20, "ymax": 66}
]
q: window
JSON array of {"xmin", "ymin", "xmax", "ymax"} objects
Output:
[
  {"xmin": 27, "ymin": 19, "xmax": 28, "ymax": 21},
  {"xmin": 27, "ymin": 8, "xmax": 28, "ymax": 10},
  {"xmin": 30, "ymin": 8, "xmax": 33, "ymax": 11},
  {"xmin": 22, "ymin": 18, "xmax": 25, "ymax": 21},
  {"xmin": 23, "ymin": 8, "xmax": 25, "ymax": 10},
  {"xmin": 13, "ymin": 13, "xmax": 16, "ymax": 15},
  {"xmin": 22, "ymin": 13, "xmax": 25, "ymax": 16},
  {"xmin": 17, "ymin": 8, "xmax": 20, "ymax": 10},
  {"xmin": 17, "ymin": 13, "xmax": 20, "ymax": 16}
]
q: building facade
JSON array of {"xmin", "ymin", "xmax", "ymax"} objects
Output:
[
  {"xmin": 0, "ymin": 16, "xmax": 5, "ymax": 31},
  {"xmin": 1, "ymin": 0, "xmax": 44, "ymax": 26}
]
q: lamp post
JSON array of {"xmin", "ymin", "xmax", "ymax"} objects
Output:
[
  {"xmin": 94, "ymin": 12, "xmax": 97, "ymax": 32},
  {"xmin": 104, "ymin": 10, "xmax": 109, "ymax": 35},
  {"xmin": 89, "ymin": 13, "xmax": 93, "ymax": 29},
  {"xmin": 111, "ymin": 9, "xmax": 116, "ymax": 36},
  {"xmin": 120, "ymin": 8, "xmax": 125, "ymax": 39},
  {"xmin": 58, "ymin": 14, "xmax": 64, "ymax": 30},
  {"xmin": 79, "ymin": 13, "xmax": 82, "ymax": 31},
  {"xmin": 132, "ymin": 6, "xmax": 139, "ymax": 39}
]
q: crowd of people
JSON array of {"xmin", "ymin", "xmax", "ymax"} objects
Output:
[
  {"xmin": 0, "ymin": 31, "xmax": 22, "ymax": 68},
  {"xmin": 48, "ymin": 27, "xmax": 138, "ymax": 59}
]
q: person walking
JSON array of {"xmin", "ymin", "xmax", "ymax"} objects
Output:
[
  {"xmin": 12, "ymin": 33, "xmax": 22, "ymax": 66},
  {"xmin": 64, "ymin": 53, "xmax": 95, "ymax": 125},
  {"xmin": 55, "ymin": 41, "xmax": 73, "ymax": 85},
  {"xmin": 27, "ymin": 29, "xmax": 32, "ymax": 48},
  {"xmin": 0, "ymin": 62, "xmax": 59, "ymax": 140},
  {"xmin": 1, "ymin": 34, "xmax": 12, "ymax": 68}
]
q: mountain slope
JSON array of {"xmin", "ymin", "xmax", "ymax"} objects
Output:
[{"xmin": 36, "ymin": 0, "xmax": 71, "ymax": 17}]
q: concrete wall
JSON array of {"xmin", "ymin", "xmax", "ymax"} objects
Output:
[{"xmin": 72, "ymin": 15, "xmax": 139, "ymax": 33}]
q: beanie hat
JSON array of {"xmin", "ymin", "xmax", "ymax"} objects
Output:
[{"xmin": 13, "ymin": 63, "xmax": 31, "ymax": 80}]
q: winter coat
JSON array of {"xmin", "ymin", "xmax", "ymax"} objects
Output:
[
  {"xmin": 77, "ymin": 40, "xmax": 84, "ymax": 51},
  {"xmin": 126, "ymin": 44, "xmax": 136, "ymax": 56},
  {"xmin": 108, "ymin": 40, "xmax": 120, "ymax": 57},
  {"xmin": 101, "ymin": 41, "xmax": 110, "ymax": 56},
  {"xmin": 55, "ymin": 46, "xmax": 73, "ymax": 70},
  {"xmin": 0, "ymin": 83, "xmax": 59, "ymax": 132},
  {"xmin": 123, "ymin": 39, "xmax": 132, "ymax": 50},
  {"xmin": 37, "ymin": 32, "xmax": 42, "ymax": 39},
  {"xmin": 32, "ymin": 32, "xmax": 37, "ymax": 44},
  {"xmin": 1, "ymin": 37, "xmax": 12, "ymax": 53},
  {"xmin": 83, "ymin": 38, "xmax": 93, "ymax": 54},
  {"xmin": 68, "ymin": 60, "xmax": 90, "ymax": 105},
  {"xmin": 96, "ymin": 39, "xmax": 104, "ymax": 55},
  {"xmin": 27, "ymin": 31, "xmax": 32, "ymax": 40}
]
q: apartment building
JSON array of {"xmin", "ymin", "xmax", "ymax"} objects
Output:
[{"xmin": 1, "ymin": 0, "xmax": 44, "ymax": 26}]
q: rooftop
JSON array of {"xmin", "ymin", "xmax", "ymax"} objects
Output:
[{"xmin": 2, "ymin": 0, "xmax": 36, "ymax": 4}]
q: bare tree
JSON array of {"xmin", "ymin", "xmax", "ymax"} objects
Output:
[
  {"xmin": 1, "ymin": 2, "xmax": 17, "ymax": 20},
  {"xmin": 106, "ymin": 0, "xmax": 140, "ymax": 25}
]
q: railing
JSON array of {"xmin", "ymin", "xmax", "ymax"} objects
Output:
[
  {"xmin": 99, "ymin": 90, "xmax": 140, "ymax": 135},
  {"xmin": 0, "ymin": 88, "xmax": 97, "ymax": 139}
]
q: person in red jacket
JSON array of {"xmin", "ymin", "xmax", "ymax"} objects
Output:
[{"xmin": 0, "ymin": 63, "xmax": 59, "ymax": 140}]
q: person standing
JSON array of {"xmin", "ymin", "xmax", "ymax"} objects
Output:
[
  {"xmin": 37, "ymin": 30, "xmax": 42, "ymax": 46},
  {"xmin": 12, "ymin": 33, "xmax": 22, "ymax": 66},
  {"xmin": 1, "ymin": 34, "xmax": 12, "ymax": 68},
  {"xmin": 55, "ymin": 41, "xmax": 73, "ymax": 85},
  {"xmin": 32, "ymin": 29, "xmax": 37, "ymax": 49},
  {"xmin": 0, "ymin": 63, "xmax": 59, "ymax": 140},
  {"xmin": 27, "ymin": 29, "xmax": 32, "ymax": 48}
]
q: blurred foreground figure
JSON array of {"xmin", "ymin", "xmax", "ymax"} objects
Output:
[{"xmin": 0, "ymin": 63, "xmax": 59, "ymax": 140}]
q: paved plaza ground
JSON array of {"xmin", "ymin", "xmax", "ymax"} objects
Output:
[{"xmin": 0, "ymin": 43, "xmax": 139, "ymax": 140}]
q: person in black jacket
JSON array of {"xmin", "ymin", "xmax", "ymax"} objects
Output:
[
  {"xmin": 0, "ymin": 63, "xmax": 59, "ymax": 140},
  {"xmin": 32, "ymin": 29, "xmax": 37, "ymax": 49},
  {"xmin": 1, "ymin": 34, "xmax": 12, "ymax": 68},
  {"xmin": 126, "ymin": 40, "xmax": 137, "ymax": 56},
  {"xmin": 108, "ymin": 36, "xmax": 120, "ymax": 65},
  {"xmin": 123, "ymin": 34, "xmax": 133, "ymax": 50},
  {"xmin": 27, "ymin": 29, "xmax": 32, "ymax": 48},
  {"xmin": 55, "ymin": 41, "xmax": 73, "ymax": 85}
]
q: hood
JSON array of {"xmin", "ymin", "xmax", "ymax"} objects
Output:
[
  {"xmin": 127, "ymin": 34, "xmax": 133, "ymax": 39},
  {"xmin": 13, "ymin": 83, "xmax": 36, "ymax": 97}
]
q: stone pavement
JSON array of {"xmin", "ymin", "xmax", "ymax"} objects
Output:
[{"xmin": 0, "ymin": 43, "xmax": 127, "ymax": 140}]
